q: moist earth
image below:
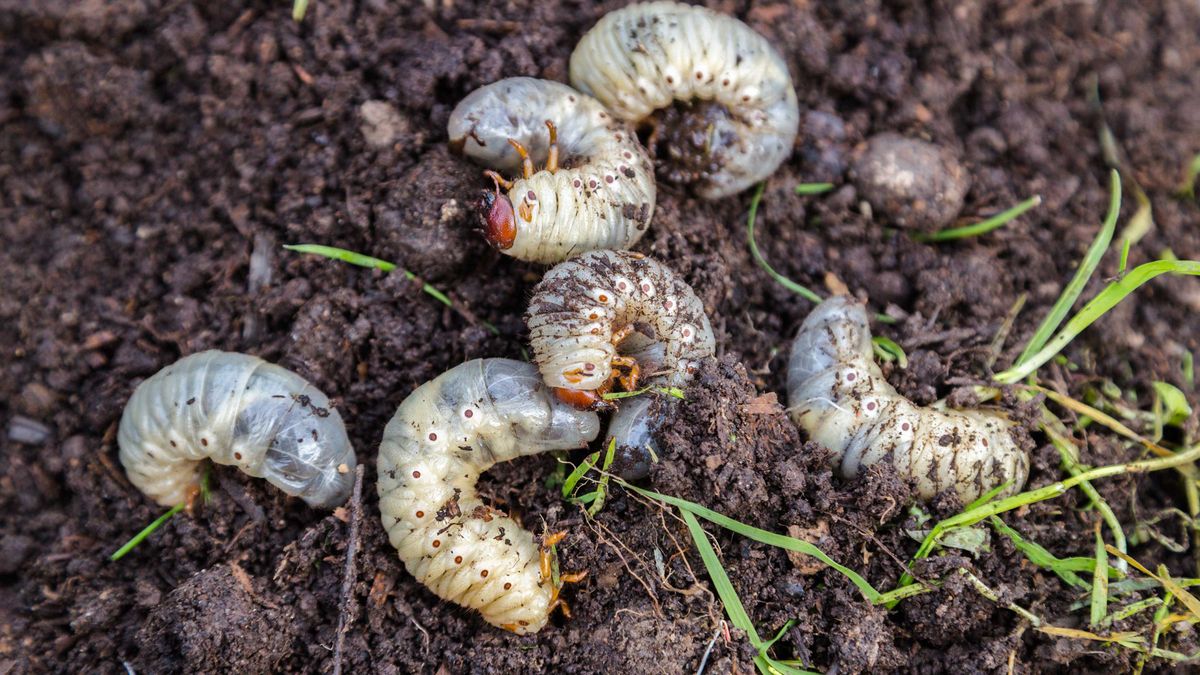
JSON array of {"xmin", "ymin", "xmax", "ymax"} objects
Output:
[{"xmin": 2, "ymin": 1, "xmax": 1199, "ymax": 673}]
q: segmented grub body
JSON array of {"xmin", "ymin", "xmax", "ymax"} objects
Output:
[
  {"xmin": 117, "ymin": 350, "xmax": 357, "ymax": 508},
  {"xmin": 787, "ymin": 298, "xmax": 1029, "ymax": 504},
  {"xmin": 570, "ymin": 1, "xmax": 800, "ymax": 198},
  {"xmin": 527, "ymin": 250, "xmax": 715, "ymax": 476},
  {"xmin": 448, "ymin": 77, "xmax": 656, "ymax": 263},
  {"xmin": 377, "ymin": 359, "xmax": 600, "ymax": 634}
]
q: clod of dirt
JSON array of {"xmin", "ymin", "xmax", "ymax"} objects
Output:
[
  {"xmin": 851, "ymin": 133, "xmax": 970, "ymax": 230},
  {"xmin": 359, "ymin": 101, "xmax": 410, "ymax": 150},
  {"xmin": 649, "ymin": 100, "xmax": 736, "ymax": 192},
  {"xmin": 0, "ymin": 534, "xmax": 34, "ymax": 575},
  {"xmin": 21, "ymin": 41, "xmax": 159, "ymax": 142},
  {"xmin": 133, "ymin": 564, "xmax": 299, "ymax": 675},
  {"xmin": 373, "ymin": 145, "xmax": 490, "ymax": 281}
]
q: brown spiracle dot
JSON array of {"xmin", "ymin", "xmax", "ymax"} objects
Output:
[
  {"xmin": 866, "ymin": 401, "xmax": 876, "ymax": 411},
  {"xmin": 200, "ymin": 438, "xmax": 208, "ymax": 447},
  {"xmin": 432, "ymin": 539, "xmax": 441, "ymax": 548},
  {"xmin": 412, "ymin": 470, "xmax": 421, "ymax": 478},
  {"xmin": 234, "ymin": 452, "xmax": 242, "ymax": 460},
  {"xmin": 415, "ymin": 511, "xmax": 425, "ymax": 518},
  {"xmin": 463, "ymin": 409, "xmax": 473, "ymax": 418},
  {"xmin": 455, "ymin": 555, "xmax": 464, "ymax": 564},
  {"xmin": 481, "ymin": 570, "xmax": 489, "ymax": 578},
  {"xmin": 846, "ymin": 372, "xmax": 856, "ymax": 382},
  {"xmin": 428, "ymin": 432, "xmax": 438, "ymax": 441},
  {"xmin": 526, "ymin": 190, "xmax": 537, "ymax": 201},
  {"xmin": 504, "ymin": 582, "xmax": 512, "ymax": 590}
]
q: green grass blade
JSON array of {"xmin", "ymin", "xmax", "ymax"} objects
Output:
[
  {"xmin": 110, "ymin": 502, "xmax": 185, "ymax": 561},
  {"xmin": 561, "ymin": 452, "xmax": 599, "ymax": 499},
  {"xmin": 894, "ymin": 443, "xmax": 1200, "ymax": 596},
  {"xmin": 1011, "ymin": 170, "xmax": 1121, "ymax": 370},
  {"xmin": 912, "ymin": 195, "xmax": 1041, "ymax": 243},
  {"xmin": 966, "ymin": 481, "xmax": 1012, "ymax": 511},
  {"xmin": 794, "ymin": 182, "xmax": 835, "ymax": 195},
  {"xmin": 284, "ymin": 244, "xmax": 397, "ymax": 272},
  {"xmin": 1091, "ymin": 522, "xmax": 1109, "ymax": 627},
  {"xmin": 988, "ymin": 516, "xmax": 1089, "ymax": 589},
  {"xmin": 284, "ymin": 243, "xmax": 499, "ymax": 335},
  {"xmin": 624, "ymin": 482, "xmax": 882, "ymax": 603},
  {"xmin": 996, "ymin": 258, "xmax": 1200, "ymax": 383},
  {"xmin": 747, "ymin": 183, "xmax": 896, "ymax": 324},
  {"xmin": 871, "ymin": 336, "xmax": 908, "ymax": 368},
  {"xmin": 292, "ymin": 0, "xmax": 310, "ymax": 21},
  {"xmin": 680, "ymin": 511, "xmax": 817, "ymax": 675},
  {"xmin": 746, "ymin": 183, "xmax": 823, "ymax": 304},
  {"xmin": 1177, "ymin": 154, "xmax": 1200, "ymax": 199}
]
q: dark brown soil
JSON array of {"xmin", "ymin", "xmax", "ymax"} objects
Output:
[{"xmin": 3, "ymin": 1, "xmax": 1200, "ymax": 673}]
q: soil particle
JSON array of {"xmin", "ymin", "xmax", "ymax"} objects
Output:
[
  {"xmin": 0, "ymin": 536, "xmax": 34, "ymax": 576},
  {"xmin": 134, "ymin": 564, "xmax": 300, "ymax": 674},
  {"xmin": 851, "ymin": 133, "xmax": 970, "ymax": 231}
]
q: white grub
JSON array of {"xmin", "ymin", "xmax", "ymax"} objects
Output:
[
  {"xmin": 787, "ymin": 297, "xmax": 1029, "ymax": 503},
  {"xmin": 117, "ymin": 350, "xmax": 357, "ymax": 508},
  {"xmin": 377, "ymin": 358, "xmax": 600, "ymax": 634},
  {"xmin": 570, "ymin": 1, "xmax": 800, "ymax": 198},
  {"xmin": 527, "ymin": 250, "xmax": 715, "ymax": 477},
  {"xmin": 448, "ymin": 77, "xmax": 656, "ymax": 264}
]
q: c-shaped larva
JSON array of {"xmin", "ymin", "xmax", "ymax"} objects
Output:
[
  {"xmin": 526, "ymin": 249, "xmax": 715, "ymax": 477},
  {"xmin": 118, "ymin": 350, "xmax": 357, "ymax": 509},
  {"xmin": 569, "ymin": 1, "xmax": 800, "ymax": 199},
  {"xmin": 377, "ymin": 358, "xmax": 600, "ymax": 635},
  {"xmin": 787, "ymin": 297, "xmax": 1029, "ymax": 504},
  {"xmin": 448, "ymin": 77, "xmax": 657, "ymax": 264}
]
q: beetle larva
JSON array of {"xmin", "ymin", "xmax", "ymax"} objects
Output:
[
  {"xmin": 377, "ymin": 358, "xmax": 600, "ymax": 635},
  {"xmin": 569, "ymin": 1, "xmax": 800, "ymax": 199},
  {"xmin": 526, "ymin": 250, "xmax": 715, "ymax": 477},
  {"xmin": 787, "ymin": 297, "xmax": 1029, "ymax": 504},
  {"xmin": 447, "ymin": 77, "xmax": 657, "ymax": 264},
  {"xmin": 118, "ymin": 350, "xmax": 357, "ymax": 509}
]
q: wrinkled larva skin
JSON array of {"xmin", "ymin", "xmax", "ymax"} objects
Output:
[
  {"xmin": 118, "ymin": 351, "xmax": 357, "ymax": 509},
  {"xmin": 527, "ymin": 250, "xmax": 715, "ymax": 477},
  {"xmin": 570, "ymin": 1, "xmax": 800, "ymax": 199},
  {"xmin": 447, "ymin": 77, "xmax": 657, "ymax": 264},
  {"xmin": 377, "ymin": 359, "xmax": 600, "ymax": 635},
  {"xmin": 787, "ymin": 298, "xmax": 1030, "ymax": 504}
]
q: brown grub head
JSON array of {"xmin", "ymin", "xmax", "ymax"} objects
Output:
[{"xmin": 479, "ymin": 189, "xmax": 516, "ymax": 250}]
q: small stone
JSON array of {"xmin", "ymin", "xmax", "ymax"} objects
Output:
[
  {"xmin": 8, "ymin": 416, "xmax": 51, "ymax": 445},
  {"xmin": 852, "ymin": 133, "xmax": 970, "ymax": 231},
  {"xmin": 359, "ymin": 100, "xmax": 409, "ymax": 149}
]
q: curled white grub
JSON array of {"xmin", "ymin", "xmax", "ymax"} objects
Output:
[
  {"xmin": 448, "ymin": 77, "xmax": 657, "ymax": 263},
  {"xmin": 377, "ymin": 358, "xmax": 600, "ymax": 634},
  {"xmin": 788, "ymin": 297, "xmax": 1029, "ymax": 503},
  {"xmin": 118, "ymin": 350, "xmax": 357, "ymax": 509},
  {"xmin": 570, "ymin": 1, "xmax": 800, "ymax": 198}
]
